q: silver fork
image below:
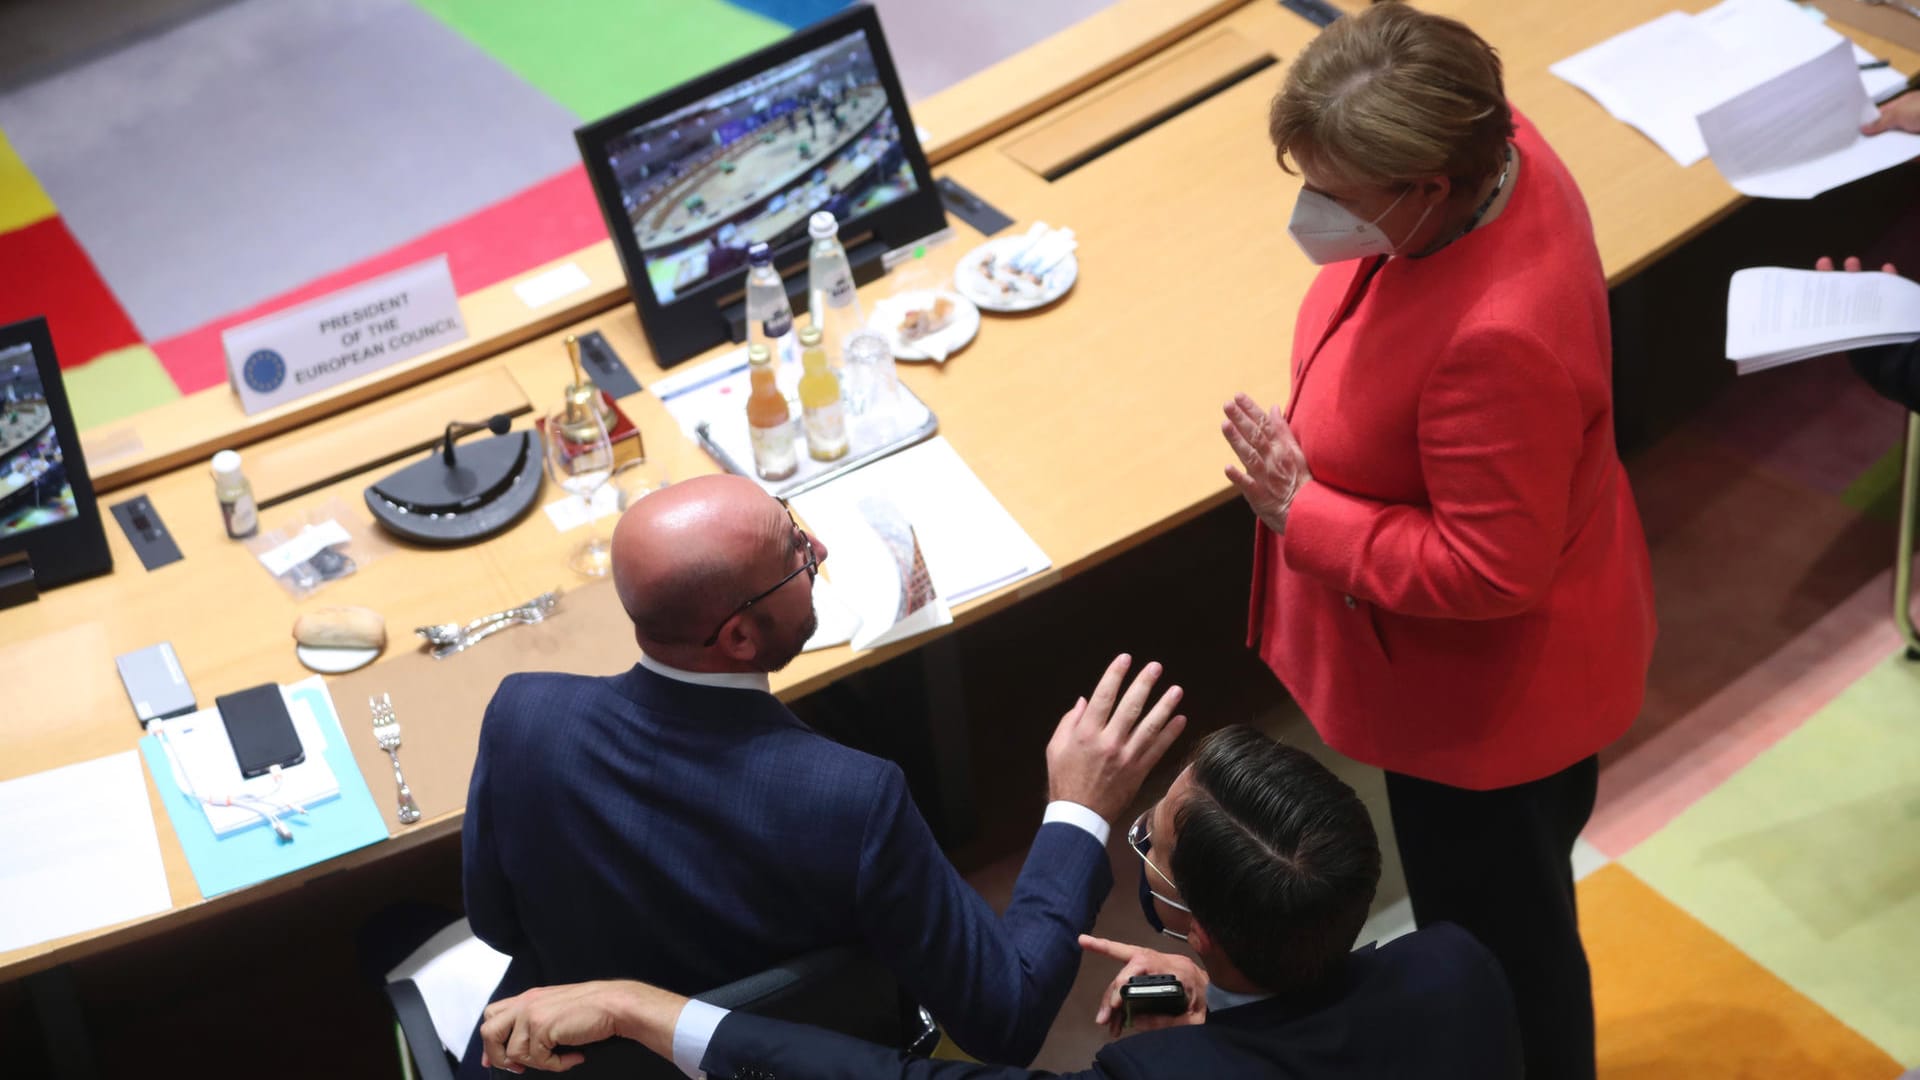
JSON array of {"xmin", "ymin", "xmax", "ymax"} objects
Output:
[{"xmin": 369, "ymin": 694, "xmax": 422, "ymax": 825}]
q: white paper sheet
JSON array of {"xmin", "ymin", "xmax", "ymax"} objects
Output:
[
  {"xmin": 1725, "ymin": 267, "xmax": 1920, "ymax": 372},
  {"xmin": 385, "ymin": 918, "xmax": 512, "ymax": 1060},
  {"xmin": 791, "ymin": 437, "xmax": 1048, "ymax": 650},
  {"xmin": 1699, "ymin": 40, "xmax": 1920, "ymax": 199},
  {"xmin": 650, "ymin": 346, "xmax": 934, "ymax": 495},
  {"xmin": 1550, "ymin": 0, "xmax": 1865, "ymax": 166},
  {"xmin": 542, "ymin": 484, "xmax": 621, "ymax": 532},
  {"xmin": 802, "ymin": 576, "xmax": 863, "ymax": 652},
  {"xmin": 0, "ymin": 751, "xmax": 172, "ymax": 952}
]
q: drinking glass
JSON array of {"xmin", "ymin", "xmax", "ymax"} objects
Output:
[
  {"xmin": 608, "ymin": 457, "xmax": 672, "ymax": 514},
  {"xmin": 543, "ymin": 405, "xmax": 615, "ymax": 576}
]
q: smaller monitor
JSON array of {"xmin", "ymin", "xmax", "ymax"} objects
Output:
[
  {"xmin": 0, "ymin": 317, "xmax": 113, "ymax": 593},
  {"xmin": 577, "ymin": 3, "xmax": 946, "ymax": 367}
]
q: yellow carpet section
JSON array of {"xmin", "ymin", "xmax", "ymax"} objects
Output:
[
  {"xmin": 1584, "ymin": 864, "xmax": 1902, "ymax": 1079},
  {"xmin": 60, "ymin": 345, "xmax": 180, "ymax": 431},
  {"xmin": 1622, "ymin": 649, "xmax": 1920, "ymax": 1064},
  {"xmin": 0, "ymin": 130, "xmax": 56, "ymax": 234}
]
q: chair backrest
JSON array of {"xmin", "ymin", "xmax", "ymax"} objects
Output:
[{"xmin": 696, "ymin": 946, "xmax": 917, "ymax": 1048}]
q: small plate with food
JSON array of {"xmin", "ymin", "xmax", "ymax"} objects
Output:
[
  {"xmin": 954, "ymin": 228, "xmax": 1078, "ymax": 313},
  {"xmin": 871, "ymin": 289, "xmax": 981, "ymax": 363}
]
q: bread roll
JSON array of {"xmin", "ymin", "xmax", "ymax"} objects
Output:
[{"xmin": 293, "ymin": 606, "xmax": 386, "ymax": 649}]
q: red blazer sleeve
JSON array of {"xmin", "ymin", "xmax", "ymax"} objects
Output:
[{"xmin": 1282, "ymin": 324, "xmax": 1583, "ymax": 620}]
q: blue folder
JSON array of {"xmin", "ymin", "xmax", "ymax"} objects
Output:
[{"xmin": 139, "ymin": 681, "xmax": 391, "ymax": 898}]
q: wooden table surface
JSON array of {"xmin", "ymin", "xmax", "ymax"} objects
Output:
[{"xmin": 7, "ymin": 0, "xmax": 1916, "ymax": 981}]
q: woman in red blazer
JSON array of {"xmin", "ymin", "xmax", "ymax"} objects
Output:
[{"xmin": 1221, "ymin": 6, "xmax": 1655, "ymax": 1079}]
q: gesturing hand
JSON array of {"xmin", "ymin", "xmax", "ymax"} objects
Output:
[
  {"xmin": 1080, "ymin": 934, "xmax": 1210, "ymax": 1039},
  {"xmin": 1046, "ymin": 654, "xmax": 1187, "ymax": 824},
  {"xmin": 1221, "ymin": 393, "xmax": 1310, "ymax": 534}
]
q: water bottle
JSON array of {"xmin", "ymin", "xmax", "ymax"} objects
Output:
[
  {"xmin": 806, "ymin": 211, "xmax": 864, "ymax": 370},
  {"xmin": 744, "ymin": 242, "xmax": 798, "ymax": 368}
]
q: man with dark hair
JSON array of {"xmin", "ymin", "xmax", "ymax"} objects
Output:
[{"xmin": 477, "ymin": 725, "xmax": 1523, "ymax": 1079}]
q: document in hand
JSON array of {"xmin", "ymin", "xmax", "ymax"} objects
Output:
[
  {"xmin": 1699, "ymin": 41, "xmax": 1920, "ymax": 199},
  {"xmin": 1725, "ymin": 267, "xmax": 1920, "ymax": 374},
  {"xmin": 1550, "ymin": 0, "xmax": 1893, "ymax": 167}
]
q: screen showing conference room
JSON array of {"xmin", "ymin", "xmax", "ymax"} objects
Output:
[
  {"xmin": 0, "ymin": 343, "xmax": 78, "ymax": 538},
  {"xmin": 601, "ymin": 27, "xmax": 919, "ymax": 306}
]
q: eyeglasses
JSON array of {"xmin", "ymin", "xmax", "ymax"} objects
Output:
[
  {"xmin": 1128, "ymin": 806, "xmax": 1191, "ymax": 941},
  {"xmin": 701, "ymin": 498, "xmax": 820, "ymax": 647}
]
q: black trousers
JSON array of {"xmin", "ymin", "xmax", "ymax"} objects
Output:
[{"xmin": 1385, "ymin": 755, "xmax": 1600, "ymax": 1080}]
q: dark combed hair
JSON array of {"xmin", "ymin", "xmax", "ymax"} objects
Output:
[{"xmin": 1168, "ymin": 726, "xmax": 1382, "ymax": 995}]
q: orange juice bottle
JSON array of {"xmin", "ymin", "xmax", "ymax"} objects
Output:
[
  {"xmin": 798, "ymin": 326, "xmax": 849, "ymax": 461},
  {"xmin": 746, "ymin": 344, "xmax": 797, "ymax": 480}
]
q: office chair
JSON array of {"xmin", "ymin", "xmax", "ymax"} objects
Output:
[{"xmin": 378, "ymin": 918, "xmax": 938, "ymax": 1080}]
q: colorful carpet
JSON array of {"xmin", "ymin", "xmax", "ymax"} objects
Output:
[{"xmin": 0, "ymin": 0, "xmax": 849, "ymax": 429}]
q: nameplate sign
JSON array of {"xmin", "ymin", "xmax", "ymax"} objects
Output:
[{"xmin": 223, "ymin": 257, "xmax": 467, "ymax": 415}]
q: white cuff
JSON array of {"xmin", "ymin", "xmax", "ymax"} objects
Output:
[
  {"xmin": 672, "ymin": 999, "xmax": 730, "ymax": 1079},
  {"xmin": 1043, "ymin": 800, "xmax": 1111, "ymax": 847}
]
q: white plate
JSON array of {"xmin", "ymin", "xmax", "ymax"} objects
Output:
[
  {"xmin": 869, "ymin": 290, "xmax": 980, "ymax": 363},
  {"xmin": 954, "ymin": 235, "xmax": 1078, "ymax": 313},
  {"xmin": 296, "ymin": 643, "xmax": 382, "ymax": 674}
]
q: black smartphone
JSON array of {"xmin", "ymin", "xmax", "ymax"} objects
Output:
[
  {"xmin": 216, "ymin": 684, "xmax": 304, "ymax": 778},
  {"xmin": 1120, "ymin": 973, "xmax": 1187, "ymax": 1022}
]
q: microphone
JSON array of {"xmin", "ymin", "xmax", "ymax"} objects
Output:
[{"xmin": 441, "ymin": 413, "xmax": 513, "ymax": 467}]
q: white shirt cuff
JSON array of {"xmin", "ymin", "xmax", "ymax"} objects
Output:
[
  {"xmin": 1043, "ymin": 800, "xmax": 1111, "ymax": 847},
  {"xmin": 671, "ymin": 999, "xmax": 730, "ymax": 1079}
]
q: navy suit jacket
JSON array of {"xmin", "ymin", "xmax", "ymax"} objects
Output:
[
  {"xmin": 697, "ymin": 923, "xmax": 1522, "ymax": 1080},
  {"xmin": 460, "ymin": 664, "xmax": 1111, "ymax": 1077}
]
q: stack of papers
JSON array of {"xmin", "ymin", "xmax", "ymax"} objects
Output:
[
  {"xmin": 0, "ymin": 751, "xmax": 172, "ymax": 953},
  {"xmin": 791, "ymin": 437, "xmax": 1050, "ymax": 650},
  {"xmin": 1553, "ymin": 0, "xmax": 1910, "ymax": 178},
  {"xmin": 1698, "ymin": 41, "xmax": 1920, "ymax": 198},
  {"xmin": 1725, "ymin": 267, "xmax": 1920, "ymax": 373}
]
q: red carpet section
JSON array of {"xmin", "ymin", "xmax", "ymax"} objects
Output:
[{"xmin": 152, "ymin": 166, "xmax": 606, "ymax": 394}]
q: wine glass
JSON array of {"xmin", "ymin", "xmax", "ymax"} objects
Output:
[{"xmin": 543, "ymin": 404, "xmax": 615, "ymax": 576}]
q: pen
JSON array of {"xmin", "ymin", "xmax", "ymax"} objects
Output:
[
  {"xmin": 694, "ymin": 421, "xmax": 753, "ymax": 479},
  {"xmin": 1861, "ymin": 60, "xmax": 1893, "ymax": 71}
]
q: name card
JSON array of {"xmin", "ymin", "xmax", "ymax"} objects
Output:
[{"xmin": 222, "ymin": 257, "xmax": 468, "ymax": 415}]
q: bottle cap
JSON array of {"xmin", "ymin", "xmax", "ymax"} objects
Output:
[
  {"xmin": 211, "ymin": 450, "xmax": 243, "ymax": 475},
  {"xmin": 808, "ymin": 211, "xmax": 838, "ymax": 239},
  {"xmin": 798, "ymin": 326, "xmax": 823, "ymax": 347},
  {"xmin": 748, "ymin": 343, "xmax": 772, "ymax": 365},
  {"xmin": 748, "ymin": 242, "xmax": 771, "ymax": 266}
]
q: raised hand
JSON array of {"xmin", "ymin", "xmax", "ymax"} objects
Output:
[{"xmin": 1046, "ymin": 654, "xmax": 1187, "ymax": 824}]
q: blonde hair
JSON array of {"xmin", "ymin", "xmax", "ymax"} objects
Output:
[{"xmin": 1268, "ymin": 1, "xmax": 1513, "ymax": 188}]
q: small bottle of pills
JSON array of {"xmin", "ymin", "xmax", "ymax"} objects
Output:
[{"xmin": 211, "ymin": 450, "xmax": 258, "ymax": 539}]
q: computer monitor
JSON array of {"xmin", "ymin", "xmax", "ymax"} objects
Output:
[
  {"xmin": 577, "ymin": 3, "xmax": 945, "ymax": 367},
  {"xmin": 0, "ymin": 317, "xmax": 112, "ymax": 594}
]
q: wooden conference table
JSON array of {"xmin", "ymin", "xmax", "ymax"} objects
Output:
[{"xmin": 5, "ymin": 0, "xmax": 1916, "ymax": 985}]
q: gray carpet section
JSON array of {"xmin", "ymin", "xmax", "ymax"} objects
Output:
[
  {"xmin": 872, "ymin": 0, "xmax": 1120, "ymax": 103},
  {"xmin": 0, "ymin": 0, "xmax": 581, "ymax": 341}
]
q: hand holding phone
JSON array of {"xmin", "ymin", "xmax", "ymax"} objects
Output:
[{"xmin": 1080, "ymin": 935, "xmax": 1209, "ymax": 1038}]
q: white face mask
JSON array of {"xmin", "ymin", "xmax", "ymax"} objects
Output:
[{"xmin": 1287, "ymin": 184, "xmax": 1436, "ymax": 265}]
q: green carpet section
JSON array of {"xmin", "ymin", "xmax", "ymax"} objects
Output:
[
  {"xmin": 63, "ymin": 345, "xmax": 180, "ymax": 431},
  {"xmin": 1841, "ymin": 441, "xmax": 1906, "ymax": 521},
  {"xmin": 412, "ymin": 0, "xmax": 791, "ymax": 122},
  {"xmin": 1622, "ymin": 650, "xmax": 1920, "ymax": 1064}
]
